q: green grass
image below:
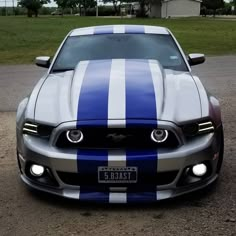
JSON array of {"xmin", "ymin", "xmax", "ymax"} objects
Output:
[{"xmin": 0, "ymin": 16, "xmax": 236, "ymax": 64}]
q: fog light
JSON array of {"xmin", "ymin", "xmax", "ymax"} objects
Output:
[
  {"xmin": 192, "ymin": 163, "xmax": 207, "ymax": 177},
  {"xmin": 66, "ymin": 130, "xmax": 83, "ymax": 143},
  {"xmin": 30, "ymin": 164, "xmax": 45, "ymax": 177},
  {"xmin": 151, "ymin": 129, "xmax": 169, "ymax": 143}
]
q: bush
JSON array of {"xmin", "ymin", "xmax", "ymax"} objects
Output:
[
  {"xmin": 85, "ymin": 6, "xmax": 116, "ymax": 16},
  {"xmin": 39, "ymin": 7, "xmax": 54, "ymax": 15}
]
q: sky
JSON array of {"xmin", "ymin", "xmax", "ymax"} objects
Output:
[{"xmin": 0, "ymin": 0, "xmax": 232, "ymax": 8}]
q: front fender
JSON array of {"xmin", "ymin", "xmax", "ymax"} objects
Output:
[
  {"xmin": 16, "ymin": 97, "xmax": 28, "ymax": 129},
  {"xmin": 16, "ymin": 97, "xmax": 29, "ymax": 154},
  {"xmin": 209, "ymin": 95, "xmax": 222, "ymax": 128}
]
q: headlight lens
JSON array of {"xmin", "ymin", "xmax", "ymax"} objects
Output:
[
  {"xmin": 151, "ymin": 129, "xmax": 169, "ymax": 143},
  {"xmin": 23, "ymin": 122, "xmax": 38, "ymax": 134},
  {"xmin": 23, "ymin": 122, "xmax": 53, "ymax": 138},
  {"xmin": 183, "ymin": 120, "xmax": 214, "ymax": 136},
  {"xmin": 66, "ymin": 130, "xmax": 83, "ymax": 143},
  {"xmin": 198, "ymin": 121, "xmax": 214, "ymax": 134}
]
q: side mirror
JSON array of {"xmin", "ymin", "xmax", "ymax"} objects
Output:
[
  {"xmin": 188, "ymin": 54, "xmax": 205, "ymax": 66},
  {"xmin": 35, "ymin": 56, "xmax": 51, "ymax": 68}
]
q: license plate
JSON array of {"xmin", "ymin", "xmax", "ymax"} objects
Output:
[{"xmin": 98, "ymin": 167, "xmax": 138, "ymax": 183}]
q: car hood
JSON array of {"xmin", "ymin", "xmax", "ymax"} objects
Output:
[{"xmin": 34, "ymin": 59, "xmax": 202, "ymax": 126}]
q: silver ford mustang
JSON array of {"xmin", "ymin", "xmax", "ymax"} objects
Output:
[{"xmin": 16, "ymin": 25, "xmax": 224, "ymax": 203}]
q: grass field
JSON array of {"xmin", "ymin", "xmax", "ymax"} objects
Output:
[{"xmin": 0, "ymin": 16, "xmax": 236, "ymax": 64}]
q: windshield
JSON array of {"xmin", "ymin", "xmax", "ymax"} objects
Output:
[{"xmin": 52, "ymin": 34, "xmax": 188, "ymax": 72}]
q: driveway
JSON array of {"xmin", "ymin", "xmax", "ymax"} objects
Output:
[
  {"xmin": 0, "ymin": 56, "xmax": 235, "ymax": 236},
  {"xmin": 0, "ymin": 65, "xmax": 46, "ymax": 112}
]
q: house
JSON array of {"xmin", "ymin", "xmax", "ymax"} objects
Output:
[{"xmin": 149, "ymin": 0, "xmax": 202, "ymax": 18}]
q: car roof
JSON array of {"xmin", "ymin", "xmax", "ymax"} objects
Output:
[{"xmin": 70, "ymin": 25, "xmax": 170, "ymax": 36}]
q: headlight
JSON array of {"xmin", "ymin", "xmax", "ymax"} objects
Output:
[
  {"xmin": 66, "ymin": 130, "xmax": 83, "ymax": 143},
  {"xmin": 192, "ymin": 163, "xmax": 207, "ymax": 177},
  {"xmin": 23, "ymin": 122, "xmax": 37, "ymax": 134},
  {"xmin": 183, "ymin": 120, "xmax": 214, "ymax": 136},
  {"xmin": 151, "ymin": 129, "xmax": 169, "ymax": 143},
  {"xmin": 23, "ymin": 122, "xmax": 53, "ymax": 138},
  {"xmin": 30, "ymin": 164, "xmax": 45, "ymax": 177},
  {"xmin": 198, "ymin": 121, "xmax": 214, "ymax": 134}
]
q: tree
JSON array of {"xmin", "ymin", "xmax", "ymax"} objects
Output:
[
  {"xmin": 102, "ymin": 0, "xmax": 151, "ymax": 17},
  {"xmin": 63, "ymin": 0, "xmax": 96, "ymax": 15},
  {"xmin": 231, "ymin": 0, "xmax": 236, "ymax": 14},
  {"xmin": 103, "ymin": 0, "xmax": 120, "ymax": 15},
  {"xmin": 202, "ymin": 0, "xmax": 224, "ymax": 16},
  {"xmin": 54, "ymin": 0, "xmax": 68, "ymax": 14},
  {"xmin": 135, "ymin": 0, "xmax": 156, "ymax": 17},
  {"xmin": 102, "ymin": 0, "xmax": 136, "ymax": 16},
  {"xmin": 137, "ymin": 0, "xmax": 148, "ymax": 17},
  {"xmin": 18, "ymin": 0, "xmax": 50, "ymax": 17},
  {"xmin": 79, "ymin": 0, "xmax": 96, "ymax": 15}
]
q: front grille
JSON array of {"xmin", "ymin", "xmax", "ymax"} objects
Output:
[
  {"xmin": 57, "ymin": 170, "xmax": 178, "ymax": 188},
  {"xmin": 56, "ymin": 128, "xmax": 179, "ymax": 149}
]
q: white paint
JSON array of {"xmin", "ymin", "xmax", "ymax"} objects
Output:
[
  {"xmin": 108, "ymin": 150, "xmax": 126, "ymax": 167},
  {"xmin": 144, "ymin": 26, "xmax": 169, "ymax": 35},
  {"xmin": 113, "ymin": 25, "xmax": 125, "ymax": 34},
  {"xmin": 109, "ymin": 192, "xmax": 127, "ymax": 203},
  {"xmin": 70, "ymin": 27, "xmax": 95, "ymax": 36},
  {"xmin": 71, "ymin": 61, "xmax": 89, "ymax": 119}
]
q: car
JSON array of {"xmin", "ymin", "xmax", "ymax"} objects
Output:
[{"xmin": 16, "ymin": 25, "xmax": 224, "ymax": 203}]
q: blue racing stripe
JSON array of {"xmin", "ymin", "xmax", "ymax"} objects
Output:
[
  {"xmin": 127, "ymin": 192, "xmax": 157, "ymax": 203},
  {"xmin": 125, "ymin": 59, "xmax": 157, "ymax": 122},
  {"xmin": 125, "ymin": 25, "xmax": 145, "ymax": 34},
  {"xmin": 77, "ymin": 149, "xmax": 109, "ymax": 203},
  {"xmin": 94, "ymin": 25, "xmax": 114, "ymax": 35},
  {"xmin": 126, "ymin": 150, "xmax": 158, "ymax": 203},
  {"xmin": 125, "ymin": 59, "xmax": 158, "ymax": 202},
  {"xmin": 79, "ymin": 188, "xmax": 109, "ymax": 203},
  {"xmin": 77, "ymin": 149, "xmax": 108, "ymax": 174},
  {"xmin": 77, "ymin": 60, "xmax": 111, "ymax": 125},
  {"xmin": 76, "ymin": 60, "xmax": 111, "ymax": 202}
]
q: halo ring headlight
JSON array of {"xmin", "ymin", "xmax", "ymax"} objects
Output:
[
  {"xmin": 66, "ymin": 130, "xmax": 83, "ymax": 143},
  {"xmin": 151, "ymin": 129, "xmax": 169, "ymax": 143}
]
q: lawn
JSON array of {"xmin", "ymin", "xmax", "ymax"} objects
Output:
[{"xmin": 0, "ymin": 16, "xmax": 235, "ymax": 64}]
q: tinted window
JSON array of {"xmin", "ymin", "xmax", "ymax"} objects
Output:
[{"xmin": 52, "ymin": 34, "xmax": 188, "ymax": 72}]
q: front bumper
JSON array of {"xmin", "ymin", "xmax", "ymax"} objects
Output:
[
  {"xmin": 17, "ymin": 125, "xmax": 221, "ymax": 203},
  {"xmin": 20, "ymin": 174, "xmax": 218, "ymax": 203}
]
